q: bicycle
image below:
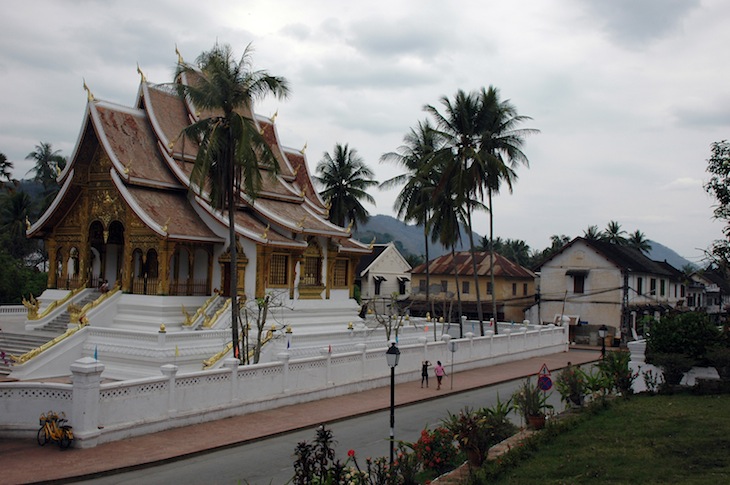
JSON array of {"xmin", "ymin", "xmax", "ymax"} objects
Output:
[{"xmin": 37, "ymin": 411, "xmax": 74, "ymax": 449}]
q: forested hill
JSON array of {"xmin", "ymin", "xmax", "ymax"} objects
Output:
[{"xmin": 354, "ymin": 214, "xmax": 694, "ymax": 270}]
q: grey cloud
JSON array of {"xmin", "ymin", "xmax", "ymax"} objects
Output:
[{"xmin": 577, "ymin": 0, "xmax": 700, "ymax": 47}]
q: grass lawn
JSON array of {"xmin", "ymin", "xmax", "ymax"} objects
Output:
[{"xmin": 483, "ymin": 393, "xmax": 730, "ymax": 484}]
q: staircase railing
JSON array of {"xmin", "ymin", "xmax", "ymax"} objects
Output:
[
  {"xmin": 11, "ymin": 285, "xmax": 120, "ymax": 365},
  {"xmin": 22, "ymin": 282, "xmax": 88, "ymax": 321}
]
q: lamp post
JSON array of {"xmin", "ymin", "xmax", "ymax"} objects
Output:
[
  {"xmin": 598, "ymin": 325, "xmax": 608, "ymax": 358},
  {"xmin": 385, "ymin": 341, "xmax": 400, "ymax": 465}
]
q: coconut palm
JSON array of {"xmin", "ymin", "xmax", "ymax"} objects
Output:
[
  {"xmin": 316, "ymin": 143, "xmax": 378, "ymax": 230},
  {"xmin": 603, "ymin": 220, "xmax": 627, "ymax": 245},
  {"xmin": 583, "ymin": 225, "xmax": 603, "ymax": 240},
  {"xmin": 628, "ymin": 230, "xmax": 652, "ymax": 254},
  {"xmin": 176, "ymin": 43, "xmax": 289, "ymax": 362},
  {"xmin": 425, "ymin": 90, "xmax": 488, "ymax": 334},
  {"xmin": 381, "ymin": 120, "xmax": 440, "ymax": 324},
  {"xmin": 477, "ymin": 86, "xmax": 538, "ymax": 330},
  {"xmin": 0, "ymin": 190, "xmax": 34, "ymax": 259},
  {"xmin": 0, "ymin": 152, "xmax": 13, "ymax": 184},
  {"xmin": 25, "ymin": 142, "xmax": 66, "ymax": 191}
]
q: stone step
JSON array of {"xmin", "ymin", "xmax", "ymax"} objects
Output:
[{"xmin": 0, "ymin": 332, "xmax": 50, "ymax": 376}]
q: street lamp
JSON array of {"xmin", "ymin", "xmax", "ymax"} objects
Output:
[
  {"xmin": 598, "ymin": 325, "xmax": 608, "ymax": 358},
  {"xmin": 385, "ymin": 341, "xmax": 400, "ymax": 465}
]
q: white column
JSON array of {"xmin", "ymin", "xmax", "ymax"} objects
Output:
[
  {"xmin": 277, "ymin": 352, "xmax": 291, "ymax": 393},
  {"xmin": 222, "ymin": 358, "xmax": 239, "ymax": 401},
  {"xmin": 355, "ymin": 343, "xmax": 367, "ymax": 378},
  {"xmin": 70, "ymin": 357, "xmax": 105, "ymax": 448},
  {"xmin": 160, "ymin": 364, "xmax": 178, "ymax": 414}
]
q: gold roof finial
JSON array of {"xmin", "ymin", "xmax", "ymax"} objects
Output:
[
  {"xmin": 82, "ymin": 78, "xmax": 94, "ymax": 101},
  {"xmin": 161, "ymin": 216, "xmax": 171, "ymax": 234},
  {"xmin": 136, "ymin": 63, "xmax": 146, "ymax": 83},
  {"xmin": 346, "ymin": 220, "xmax": 354, "ymax": 234},
  {"xmin": 261, "ymin": 224, "xmax": 270, "ymax": 239},
  {"xmin": 369, "ymin": 236, "xmax": 376, "ymax": 249},
  {"xmin": 297, "ymin": 216, "xmax": 307, "ymax": 228},
  {"xmin": 25, "ymin": 216, "xmax": 31, "ymax": 231},
  {"xmin": 300, "ymin": 141, "xmax": 307, "ymax": 154},
  {"xmin": 270, "ymin": 110, "xmax": 278, "ymax": 123},
  {"xmin": 175, "ymin": 44, "xmax": 184, "ymax": 64}
]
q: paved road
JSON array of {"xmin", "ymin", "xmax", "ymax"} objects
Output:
[{"xmin": 78, "ymin": 376, "xmax": 567, "ymax": 485}]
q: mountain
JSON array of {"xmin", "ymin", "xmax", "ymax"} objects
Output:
[
  {"xmin": 354, "ymin": 215, "xmax": 696, "ymax": 271},
  {"xmin": 646, "ymin": 240, "xmax": 695, "ymax": 271},
  {"xmin": 353, "ymin": 214, "xmax": 479, "ymax": 259}
]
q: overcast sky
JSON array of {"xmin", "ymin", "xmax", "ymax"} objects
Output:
[{"xmin": 1, "ymin": 0, "xmax": 727, "ymax": 263}]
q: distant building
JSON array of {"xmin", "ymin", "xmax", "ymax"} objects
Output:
[
  {"xmin": 689, "ymin": 268, "xmax": 730, "ymax": 323},
  {"xmin": 534, "ymin": 237, "xmax": 685, "ymax": 342},
  {"xmin": 409, "ymin": 251, "xmax": 536, "ymax": 323},
  {"xmin": 355, "ymin": 242, "xmax": 411, "ymax": 313}
]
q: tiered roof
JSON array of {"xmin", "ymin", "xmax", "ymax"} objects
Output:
[{"xmin": 28, "ymin": 61, "xmax": 370, "ymax": 255}]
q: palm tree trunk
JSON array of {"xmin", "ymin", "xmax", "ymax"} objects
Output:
[
  {"xmin": 465, "ymin": 202, "xmax": 484, "ymax": 335},
  {"xmin": 423, "ymin": 209, "xmax": 436, "ymax": 341},
  {"xmin": 489, "ymin": 189, "xmax": 498, "ymax": 335},
  {"xmin": 452, "ymin": 246, "xmax": 463, "ymax": 337},
  {"xmin": 228, "ymin": 140, "xmax": 241, "ymax": 362}
]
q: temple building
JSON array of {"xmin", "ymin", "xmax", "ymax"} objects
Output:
[{"xmin": 27, "ymin": 59, "xmax": 371, "ymax": 305}]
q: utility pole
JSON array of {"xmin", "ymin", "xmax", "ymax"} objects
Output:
[{"xmin": 622, "ymin": 271, "xmax": 630, "ymax": 346}]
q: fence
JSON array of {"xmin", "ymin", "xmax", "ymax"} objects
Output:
[{"xmin": 0, "ymin": 324, "xmax": 567, "ymax": 448}]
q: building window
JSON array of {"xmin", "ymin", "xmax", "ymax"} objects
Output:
[
  {"xmin": 269, "ymin": 254, "xmax": 289, "ymax": 286},
  {"xmin": 419, "ymin": 279, "xmax": 426, "ymax": 292},
  {"xmin": 487, "ymin": 282, "xmax": 493, "ymax": 294},
  {"xmin": 374, "ymin": 276, "xmax": 385, "ymax": 295},
  {"xmin": 440, "ymin": 280, "xmax": 448, "ymax": 292},
  {"xmin": 660, "ymin": 279, "xmax": 666, "ymax": 296},
  {"xmin": 302, "ymin": 256, "xmax": 322, "ymax": 286},
  {"xmin": 512, "ymin": 283, "xmax": 517, "ymax": 296},
  {"xmin": 637, "ymin": 277, "xmax": 643, "ymax": 296},
  {"xmin": 333, "ymin": 259, "xmax": 348, "ymax": 287},
  {"xmin": 681, "ymin": 285, "xmax": 685, "ymax": 297},
  {"xmin": 650, "ymin": 278, "xmax": 657, "ymax": 295},
  {"xmin": 523, "ymin": 283, "xmax": 528, "ymax": 296},
  {"xmin": 573, "ymin": 274, "xmax": 585, "ymax": 294},
  {"xmin": 398, "ymin": 277, "xmax": 408, "ymax": 295},
  {"xmin": 462, "ymin": 281, "xmax": 470, "ymax": 294}
]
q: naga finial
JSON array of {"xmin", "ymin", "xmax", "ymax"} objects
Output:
[{"xmin": 83, "ymin": 78, "xmax": 94, "ymax": 101}]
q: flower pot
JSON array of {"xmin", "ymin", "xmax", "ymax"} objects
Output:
[{"xmin": 527, "ymin": 414, "xmax": 545, "ymax": 430}]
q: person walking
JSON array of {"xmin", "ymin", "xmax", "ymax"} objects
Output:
[
  {"xmin": 434, "ymin": 360, "xmax": 447, "ymax": 390},
  {"xmin": 421, "ymin": 360, "xmax": 431, "ymax": 388}
]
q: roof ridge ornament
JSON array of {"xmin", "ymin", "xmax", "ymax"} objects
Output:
[
  {"xmin": 270, "ymin": 110, "xmax": 278, "ymax": 123},
  {"xmin": 300, "ymin": 141, "xmax": 307, "ymax": 154},
  {"xmin": 261, "ymin": 224, "xmax": 270, "ymax": 239},
  {"xmin": 136, "ymin": 63, "xmax": 146, "ymax": 83},
  {"xmin": 82, "ymin": 78, "xmax": 94, "ymax": 101},
  {"xmin": 175, "ymin": 44, "xmax": 184, "ymax": 65}
]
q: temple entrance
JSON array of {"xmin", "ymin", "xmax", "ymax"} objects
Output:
[
  {"xmin": 132, "ymin": 248, "xmax": 159, "ymax": 295},
  {"xmin": 88, "ymin": 220, "xmax": 124, "ymax": 289},
  {"xmin": 169, "ymin": 246, "xmax": 211, "ymax": 296}
]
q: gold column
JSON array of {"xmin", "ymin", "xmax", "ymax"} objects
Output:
[
  {"xmin": 46, "ymin": 237, "xmax": 58, "ymax": 289},
  {"xmin": 158, "ymin": 240, "xmax": 171, "ymax": 295}
]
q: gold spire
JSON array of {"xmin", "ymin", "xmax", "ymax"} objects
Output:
[
  {"xmin": 270, "ymin": 110, "xmax": 278, "ymax": 123},
  {"xmin": 136, "ymin": 63, "xmax": 146, "ymax": 83},
  {"xmin": 300, "ymin": 141, "xmax": 307, "ymax": 154},
  {"xmin": 175, "ymin": 44, "xmax": 184, "ymax": 64},
  {"xmin": 82, "ymin": 78, "xmax": 94, "ymax": 101}
]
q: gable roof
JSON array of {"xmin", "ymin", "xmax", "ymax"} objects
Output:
[
  {"xmin": 411, "ymin": 251, "xmax": 535, "ymax": 279},
  {"xmin": 538, "ymin": 237, "xmax": 676, "ymax": 277}
]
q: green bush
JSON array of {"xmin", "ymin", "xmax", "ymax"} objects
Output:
[
  {"xmin": 597, "ymin": 350, "xmax": 637, "ymax": 397},
  {"xmin": 646, "ymin": 312, "xmax": 719, "ymax": 364},
  {"xmin": 555, "ymin": 365, "xmax": 586, "ymax": 407}
]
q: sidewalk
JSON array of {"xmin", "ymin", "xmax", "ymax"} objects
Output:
[{"xmin": 0, "ymin": 348, "xmax": 599, "ymax": 484}]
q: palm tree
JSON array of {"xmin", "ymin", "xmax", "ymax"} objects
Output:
[
  {"xmin": 603, "ymin": 220, "xmax": 627, "ymax": 245},
  {"xmin": 477, "ymin": 86, "xmax": 538, "ymax": 331},
  {"xmin": 425, "ymin": 90, "xmax": 488, "ymax": 334},
  {"xmin": 0, "ymin": 152, "xmax": 13, "ymax": 184},
  {"xmin": 627, "ymin": 230, "xmax": 652, "ymax": 254},
  {"xmin": 26, "ymin": 142, "xmax": 66, "ymax": 191},
  {"xmin": 316, "ymin": 143, "xmax": 378, "ymax": 230},
  {"xmin": 583, "ymin": 225, "xmax": 603, "ymax": 240},
  {"xmin": 381, "ymin": 120, "xmax": 440, "ymax": 327},
  {"xmin": 176, "ymin": 43, "xmax": 289, "ymax": 362}
]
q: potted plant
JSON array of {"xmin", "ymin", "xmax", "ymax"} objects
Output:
[
  {"xmin": 555, "ymin": 364, "xmax": 586, "ymax": 408},
  {"xmin": 512, "ymin": 378, "xmax": 553, "ymax": 429}
]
